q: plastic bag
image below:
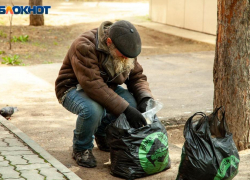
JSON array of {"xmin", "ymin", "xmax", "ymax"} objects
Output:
[
  {"xmin": 176, "ymin": 107, "xmax": 240, "ymax": 180},
  {"xmin": 106, "ymin": 100, "xmax": 170, "ymax": 180},
  {"xmin": 113, "ymin": 113, "xmax": 131, "ymax": 130},
  {"xmin": 142, "ymin": 99, "xmax": 163, "ymax": 124}
]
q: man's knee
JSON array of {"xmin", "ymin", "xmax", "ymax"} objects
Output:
[
  {"xmin": 77, "ymin": 102, "xmax": 104, "ymax": 133},
  {"xmin": 78, "ymin": 101, "xmax": 104, "ymax": 121}
]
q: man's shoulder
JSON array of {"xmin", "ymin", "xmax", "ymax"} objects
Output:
[
  {"xmin": 72, "ymin": 28, "xmax": 98, "ymax": 54},
  {"xmin": 78, "ymin": 28, "xmax": 98, "ymax": 43}
]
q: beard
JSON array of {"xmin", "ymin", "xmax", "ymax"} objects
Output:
[{"xmin": 108, "ymin": 44, "xmax": 135, "ymax": 74}]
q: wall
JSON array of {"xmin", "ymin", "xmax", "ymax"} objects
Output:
[{"xmin": 149, "ymin": 0, "xmax": 217, "ymax": 35}]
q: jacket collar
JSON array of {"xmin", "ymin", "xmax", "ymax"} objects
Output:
[
  {"xmin": 95, "ymin": 21, "xmax": 116, "ymax": 78},
  {"xmin": 96, "ymin": 21, "xmax": 113, "ymax": 54}
]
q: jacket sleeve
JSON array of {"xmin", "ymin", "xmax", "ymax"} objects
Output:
[
  {"xmin": 70, "ymin": 36, "xmax": 129, "ymax": 116},
  {"xmin": 125, "ymin": 58, "xmax": 153, "ymax": 104}
]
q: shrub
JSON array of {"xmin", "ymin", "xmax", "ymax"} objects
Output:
[
  {"xmin": 12, "ymin": 35, "xmax": 29, "ymax": 42},
  {"xmin": 1, "ymin": 55, "xmax": 22, "ymax": 65}
]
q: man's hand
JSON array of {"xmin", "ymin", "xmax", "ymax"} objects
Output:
[
  {"xmin": 137, "ymin": 97, "xmax": 153, "ymax": 113},
  {"xmin": 123, "ymin": 106, "xmax": 147, "ymax": 128}
]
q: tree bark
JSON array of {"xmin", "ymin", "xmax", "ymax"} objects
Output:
[
  {"xmin": 29, "ymin": 0, "xmax": 44, "ymax": 26},
  {"xmin": 9, "ymin": 13, "xmax": 13, "ymax": 50},
  {"xmin": 214, "ymin": 0, "xmax": 250, "ymax": 150},
  {"xmin": 9, "ymin": 0, "xmax": 14, "ymax": 50}
]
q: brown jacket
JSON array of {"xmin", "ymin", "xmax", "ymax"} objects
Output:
[{"xmin": 55, "ymin": 21, "xmax": 153, "ymax": 116}]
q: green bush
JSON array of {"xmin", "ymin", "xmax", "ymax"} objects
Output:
[
  {"xmin": 1, "ymin": 55, "xmax": 22, "ymax": 65},
  {"xmin": 12, "ymin": 36, "xmax": 18, "ymax": 42},
  {"xmin": 12, "ymin": 35, "xmax": 29, "ymax": 42},
  {"xmin": 19, "ymin": 35, "xmax": 29, "ymax": 42}
]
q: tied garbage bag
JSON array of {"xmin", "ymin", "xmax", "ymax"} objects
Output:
[
  {"xmin": 106, "ymin": 100, "xmax": 171, "ymax": 180},
  {"xmin": 176, "ymin": 107, "xmax": 240, "ymax": 180}
]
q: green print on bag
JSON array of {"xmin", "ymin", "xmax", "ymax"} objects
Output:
[
  {"xmin": 214, "ymin": 155, "xmax": 240, "ymax": 180},
  {"xmin": 139, "ymin": 132, "xmax": 169, "ymax": 174}
]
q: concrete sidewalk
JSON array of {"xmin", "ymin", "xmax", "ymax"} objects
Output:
[
  {"xmin": 0, "ymin": 52, "xmax": 214, "ymax": 121},
  {"xmin": 134, "ymin": 21, "xmax": 216, "ymax": 45},
  {"xmin": 0, "ymin": 115, "xmax": 81, "ymax": 180},
  {"xmin": 0, "ymin": 52, "xmax": 214, "ymax": 180},
  {"xmin": 0, "ymin": 116, "xmax": 249, "ymax": 180}
]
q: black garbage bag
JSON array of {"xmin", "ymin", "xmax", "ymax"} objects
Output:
[
  {"xmin": 106, "ymin": 114, "xmax": 171, "ymax": 180},
  {"xmin": 176, "ymin": 108, "xmax": 240, "ymax": 180}
]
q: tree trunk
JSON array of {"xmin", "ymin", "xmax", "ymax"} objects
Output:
[
  {"xmin": 29, "ymin": 0, "xmax": 44, "ymax": 26},
  {"xmin": 214, "ymin": 0, "xmax": 250, "ymax": 150}
]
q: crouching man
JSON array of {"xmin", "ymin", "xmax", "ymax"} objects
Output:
[{"xmin": 55, "ymin": 20, "xmax": 153, "ymax": 168}]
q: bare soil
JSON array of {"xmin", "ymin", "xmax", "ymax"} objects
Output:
[{"xmin": 0, "ymin": 23, "xmax": 214, "ymax": 65}]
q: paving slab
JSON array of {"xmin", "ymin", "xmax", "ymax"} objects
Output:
[
  {"xmin": 15, "ymin": 164, "xmax": 52, "ymax": 171},
  {"xmin": 1, "ymin": 151, "xmax": 35, "ymax": 156},
  {"xmin": 0, "ymin": 141, "xmax": 8, "ymax": 147},
  {"xmin": 39, "ymin": 167, "xmax": 68, "ymax": 180},
  {"xmin": 0, "ymin": 115, "xmax": 81, "ymax": 180},
  {"xmin": 0, "ymin": 147, "xmax": 29, "ymax": 151},
  {"xmin": 0, "ymin": 160, "xmax": 10, "ymax": 167},
  {"xmin": 4, "ymin": 139, "xmax": 26, "ymax": 147},
  {"xmin": 0, "ymin": 166, "xmax": 20, "ymax": 179},
  {"xmin": 22, "ymin": 154, "xmax": 46, "ymax": 164},
  {"xmin": 19, "ymin": 170, "xmax": 45, "ymax": 180},
  {"xmin": 5, "ymin": 155, "xmax": 28, "ymax": 165}
]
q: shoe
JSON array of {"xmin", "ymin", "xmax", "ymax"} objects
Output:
[
  {"xmin": 72, "ymin": 149, "xmax": 97, "ymax": 168},
  {"xmin": 95, "ymin": 135, "xmax": 110, "ymax": 152}
]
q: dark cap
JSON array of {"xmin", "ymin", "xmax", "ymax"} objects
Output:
[{"xmin": 109, "ymin": 20, "xmax": 141, "ymax": 58}]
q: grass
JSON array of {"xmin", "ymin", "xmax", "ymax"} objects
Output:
[
  {"xmin": 24, "ymin": 54, "xmax": 31, "ymax": 59},
  {"xmin": 1, "ymin": 55, "xmax": 23, "ymax": 65},
  {"xmin": 0, "ymin": 51, "xmax": 5, "ymax": 55},
  {"xmin": 43, "ymin": 61, "xmax": 53, "ymax": 64},
  {"xmin": 33, "ymin": 42, "xmax": 41, "ymax": 47},
  {"xmin": 0, "ymin": 31, "xmax": 7, "ymax": 38},
  {"xmin": 12, "ymin": 36, "xmax": 18, "ymax": 42},
  {"xmin": 12, "ymin": 35, "xmax": 29, "ymax": 42},
  {"xmin": 0, "ymin": 20, "xmax": 5, "ymax": 25}
]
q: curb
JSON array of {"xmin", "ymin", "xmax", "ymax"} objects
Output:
[{"xmin": 0, "ymin": 115, "xmax": 81, "ymax": 180}]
